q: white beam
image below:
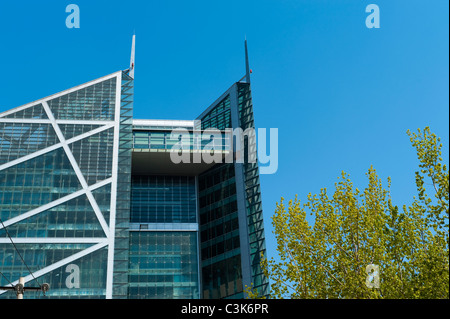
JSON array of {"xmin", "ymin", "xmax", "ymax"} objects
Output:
[
  {"xmin": 106, "ymin": 73, "xmax": 123, "ymax": 299},
  {"xmin": 0, "ymin": 124, "xmax": 114, "ymax": 172},
  {"xmin": 0, "ymin": 71, "xmax": 122, "ymax": 119},
  {"xmin": 0, "ymin": 238, "xmax": 108, "ymax": 244},
  {"xmin": 42, "ymin": 101, "xmax": 110, "ymax": 238},
  {"xmin": 56, "ymin": 120, "xmax": 114, "ymax": 125},
  {"xmin": 0, "ymin": 119, "xmax": 51, "ymax": 124},
  {"xmin": 0, "ymin": 178, "xmax": 112, "ymax": 230},
  {"xmin": 0, "ymin": 143, "xmax": 64, "ymax": 172},
  {"xmin": 0, "ymin": 241, "xmax": 108, "ymax": 296}
]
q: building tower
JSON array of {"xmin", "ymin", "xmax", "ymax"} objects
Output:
[{"xmin": 0, "ymin": 39, "xmax": 268, "ymax": 299}]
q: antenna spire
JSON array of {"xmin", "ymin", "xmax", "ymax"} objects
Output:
[
  {"xmin": 245, "ymin": 38, "xmax": 251, "ymax": 84},
  {"xmin": 129, "ymin": 34, "xmax": 136, "ymax": 78}
]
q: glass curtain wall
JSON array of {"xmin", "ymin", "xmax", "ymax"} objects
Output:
[
  {"xmin": 128, "ymin": 175, "xmax": 199, "ymax": 299},
  {"xmin": 237, "ymin": 82, "xmax": 269, "ymax": 297},
  {"xmin": 197, "ymin": 94, "xmax": 245, "ymax": 299},
  {"xmin": 0, "ymin": 74, "xmax": 123, "ymax": 299}
]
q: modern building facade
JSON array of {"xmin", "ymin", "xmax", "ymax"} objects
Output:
[{"xmin": 0, "ymin": 40, "xmax": 268, "ymax": 299}]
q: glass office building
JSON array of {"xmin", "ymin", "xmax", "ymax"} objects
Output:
[{"xmin": 0, "ymin": 43, "xmax": 269, "ymax": 299}]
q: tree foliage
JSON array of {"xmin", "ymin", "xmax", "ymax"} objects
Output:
[{"xmin": 250, "ymin": 127, "xmax": 449, "ymax": 299}]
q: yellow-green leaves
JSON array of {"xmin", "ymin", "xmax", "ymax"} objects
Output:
[
  {"xmin": 407, "ymin": 127, "xmax": 449, "ymax": 233},
  {"xmin": 255, "ymin": 127, "xmax": 448, "ymax": 299}
]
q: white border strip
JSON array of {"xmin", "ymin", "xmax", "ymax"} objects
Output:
[
  {"xmin": 132, "ymin": 119, "xmax": 194, "ymax": 128},
  {"xmin": 56, "ymin": 120, "xmax": 115, "ymax": 125},
  {"xmin": 0, "ymin": 119, "xmax": 51, "ymax": 124},
  {"xmin": 105, "ymin": 73, "xmax": 123, "ymax": 299},
  {"xmin": 0, "ymin": 238, "xmax": 108, "ymax": 244}
]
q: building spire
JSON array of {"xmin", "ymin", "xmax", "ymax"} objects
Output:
[
  {"xmin": 129, "ymin": 34, "xmax": 136, "ymax": 78},
  {"xmin": 245, "ymin": 38, "xmax": 251, "ymax": 84}
]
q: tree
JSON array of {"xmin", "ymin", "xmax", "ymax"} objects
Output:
[{"xmin": 248, "ymin": 127, "xmax": 449, "ymax": 299}]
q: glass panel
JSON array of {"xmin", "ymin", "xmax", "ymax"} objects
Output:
[
  {"xmin": 91, "ymin": 183, "xmax": 112, "ymax": 226},
  {"xmin": 128, "ymin": 232, "xmax": 199, "ymax": 299},
  {"xmin": 4, "ymin": 104, "xmax": 48, "ymax": 120},
  {"xmin": 0, "ymin": 148, "xmax": 82, "ymax": 221},
  {"xmin": 0, "ymin": 194, "xmax": 106, "ymax": 238},
  {"xmin": 0, "ymin": 123, "xmax": 59, "ymax": 165},
  {"xmin": 112, "ymin": 72, "xmax": 133, "ymax": 299},
  {"xmin": 0, "ymin": 245, "xmax": 108, "ymax": 299},
  {"xmin": 58, "ymin": 124, "xmax": 103, "ymax": 140},
  {"xmin": 237, "ymin": 82, "xmax": 269, "ymax": 297},
  {"xmin": 47, "ymin": 77, "xmax": 116, "ymax": 121},
  {"xmin": 68, "ymin": 128, "xmax": 114, "ymax": 186},
  {"xmin": 201, "ymin": 254, "xmax": 243, "ymax": 299},
  {"xmin": 198, "ymin": 163, "xmax": 243, "ymax": 299},
  {"xmin": 131, "ymin": 176, "xmax": 197, "ymax": 224}
]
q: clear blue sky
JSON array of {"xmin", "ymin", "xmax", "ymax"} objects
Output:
[{"xmin": 0, "ymin": 1, "xmax": 448, "ymax": 265}]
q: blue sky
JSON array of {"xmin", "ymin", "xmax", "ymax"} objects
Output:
[{"xmin": 0, "ymin": 1, "xmax": 448, "ymax": 265}]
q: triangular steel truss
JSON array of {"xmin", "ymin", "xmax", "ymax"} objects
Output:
[{"xmin": 0, "ymin": 71, "xmax": 125, "ymax": 298}]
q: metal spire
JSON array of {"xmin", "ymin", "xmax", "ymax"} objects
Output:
[
  {"xmin": 129, "ymin": 33, "xmax": 136, "ymax": 78},
  {"xmin": 245, "ymin": 38, "xmax": 251, "ymax": 84}
]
